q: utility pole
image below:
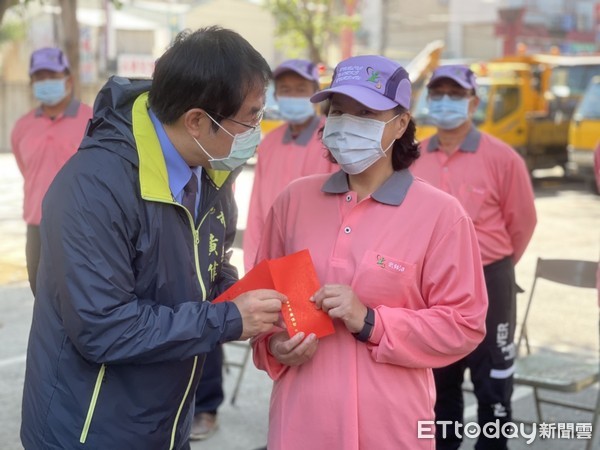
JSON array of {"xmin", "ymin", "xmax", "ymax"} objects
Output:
[{"xmin": 341, "ymin": 0, "xmax": 357, "ymax": 59}]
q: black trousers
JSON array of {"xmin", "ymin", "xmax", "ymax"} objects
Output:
[
  {"xmin": 26, "ymin": 225, "xmax": 41, "ymax": 296},
  {"xmin": 434, "ymin": 256, "xmax": 517, "ymax": 450},
  {"xmin": 194, "ymin": 344, "xmax": 224, "ymax": 415}
]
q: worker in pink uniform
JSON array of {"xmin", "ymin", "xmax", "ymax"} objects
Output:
[
  {"xmin": 11, "ymin": 47, "xmax": 92, "ymax": 295},
  {"xmin": 251, "ymin": 55, "xmax": 488, "ymax": 450},
  {"xmin": 411, "ymin": 65, "xmax": 537, "ymax": 450},
  {"xmin": 595, "ymin": 142, "xmax": 600, "ymax": 305},
  {"xmin": 243, "ymin": 59, "xmax": 336, "ymax": 272}
]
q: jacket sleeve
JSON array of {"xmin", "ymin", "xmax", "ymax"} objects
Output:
[
  {"xmin": 44, "ymin": 157, "xmax": 242, "ymax": 365},
  {"xmin": 500, "ymin": 152, "xmax": 537, "ymax": 264},
  {"xmin": 366, "ymin": 215, "xmax": 488, "ymax": 369},
  {"xmin": 250, "ymin": 204, "xmax": 290, "ymax": 380}
]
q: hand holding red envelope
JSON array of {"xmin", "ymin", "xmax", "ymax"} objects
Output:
[{"xmin": 213, "ymin": 249, "xmax": 335, "ymax": 339}]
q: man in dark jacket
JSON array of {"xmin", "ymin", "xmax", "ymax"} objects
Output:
[{"xmin": 20, "ymin": 27, "xmax": 285, "ymax": 450}]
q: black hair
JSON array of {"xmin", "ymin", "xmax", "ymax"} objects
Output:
[
  {"xmin": 322, "ymin": 105, "xmax": 420, "ymax": 170},
  {"xmin": 148, "ymin": 26, "xmax": 272, "ymax": 128},
  {"xmin": 390, "ymin": 106, "xmax": 420, "ymax": 170}
]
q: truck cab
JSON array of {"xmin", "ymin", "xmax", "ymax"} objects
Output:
[
  {"xmin": 567, "ymin": 75, "xmax": 600, "ymax": 185},
  {"xmin": 413, "ymin": 56, "xmax": 600, "ymax": 173}
]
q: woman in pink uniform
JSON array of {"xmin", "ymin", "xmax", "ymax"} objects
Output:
[{"xmin": 252, "ymin": 55, "xmax": 488, "ymax": 450}]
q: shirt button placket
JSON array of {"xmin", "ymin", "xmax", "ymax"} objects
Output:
[{"xmin": 342, "ymin": 194, "xmax": 353, "ymax": 235}]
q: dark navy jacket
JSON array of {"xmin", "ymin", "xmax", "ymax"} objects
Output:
[{"xmin": 21, "ymin": 77, "xmax": 243, "ymax": 449}]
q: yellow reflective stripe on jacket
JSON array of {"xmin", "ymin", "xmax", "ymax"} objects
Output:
[
  {"xmin": 169, "ymin": 356, "xmax": 199, "ymax": 450},
  {"xmin": 131, "ymin": 92, "xmax": 231, "ymax": 201},
  {"xmin": 79, "ymin": 364, "xmax": 106, "ymax": 443}
]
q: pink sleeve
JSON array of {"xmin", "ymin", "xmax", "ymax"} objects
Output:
[
  {"xmin": 367, "ymin": 215, "xmax": 488, "ymax": 368},
  {"xmin": 251, "ymin": 327, "xmax": 289, "ymax": 381},
  {"xmin": 243, "ymin": 152, "xmax": 267, "ymax": 272},
  {"xmin": 500, "ymin": 153, "xmax": 537, "ymax": 264},
  {"xmin": 11, "ymin": 119, "xmax": 26, "ymax": 176},
  {"xmin": 594, "ymin": 144, "xmax": 600, "ymax": 303},
  {"xmin": 250, "ymin": 199, "xmax": 290, "ymax": 377},
  {"xmin": 594, "ymin": 143, "xmax": 600, "ymax": 193}
]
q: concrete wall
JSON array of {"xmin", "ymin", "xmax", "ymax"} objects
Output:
[
  {"xmin": 184, "ymin": 0, "xmax": 276, "ymax": 65},
  {"xmin": 382, "ymin": 0, "xmax": 450, "ymax": 61},
  {"xmin": 380, "ymin": 0, "xmax": 503, "ymax": 60}
]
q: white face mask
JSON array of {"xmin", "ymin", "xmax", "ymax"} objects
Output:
[
  {"xmin": 193, "ymin": 113, "xmax": 261, "ymax": 171},
  {"xmin": 322, "ymin": 114, "xmax": 399, "ymax": 175},
  {"xmin": 427, "ymin": 95, "xmax": 470, "ymax": 130},
  {"xmin": 277, "ymin": 96, "xmax": 315, "ymax": 124},
  {"xmin": 33, "ymin": 78, "xmax": 68, "ymax": 106}
]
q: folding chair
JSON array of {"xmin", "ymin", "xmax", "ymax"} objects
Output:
[
  {"xmin": 514, "ymin": 258, "xmax": 599, "ymax": 449},
  {"xmin": 223, "ymin": 341, "xmax": 253, "ymax": 405}
]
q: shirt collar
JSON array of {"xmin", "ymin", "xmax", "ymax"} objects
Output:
[
  {"xmin": 34, "ymin": 98, "xmax": 80, "ymax": 118},
  {"xmin": 282, "ymin": 115, "xmax": 321, "ymax": 145},
  {"xmin": 427, "ymin": 125, "xmax": 481, "ymax": 153},
  {"xmin": 321, "ymin": 169, "xmax": 414, "ymax": 206},
  {"xmin": 149, "ymin": 108, "xmax": 199, "ymax": 200}
]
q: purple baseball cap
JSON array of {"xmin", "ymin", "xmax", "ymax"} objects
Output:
[
  {"xmin": 310, "ymin": 55, "xmax": 411, "ymax": 110},
  {"xmin": 29, "ymin": 47, "xmax": 70, "ymax": 76},
  {"xmin": 427, "ymin": 65, "xmax": 477, "ymax": 91},
  {"xmin": 272, "ymin": 59, "xmax": 319, "ymax": 82}
]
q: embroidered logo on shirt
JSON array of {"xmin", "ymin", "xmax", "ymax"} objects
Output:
[{"xmin": 376, "ymin": 254, "xmax": 406, "ymax": 273}]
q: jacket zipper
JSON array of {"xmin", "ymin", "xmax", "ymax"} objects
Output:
[
  {"xmin": 169, "ymin": 355, "xmax": 198, "ymax": 450},
  {"xmin": 146, "ymin": 175, "xmax": 233, "ymax": 449},
  {"xmin": 168, "ymin": 206, "xmax": 208, "ymax": 450},
  {"xmin": 79, "ymin": 363, "xmax": 106, "ymax": 443}
]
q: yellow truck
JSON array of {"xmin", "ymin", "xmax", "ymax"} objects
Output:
[
  {"xmin": 566, "ymin": 75, "xmax": 600, "ymax": 186},
  {"xmin": 412, "ymin": 54, "xmax": 600, "ymax": 173}
]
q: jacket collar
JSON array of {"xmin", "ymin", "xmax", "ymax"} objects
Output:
[{"xmin": 131, "ymin": 92, "xmax": 232, "ymax": 202}]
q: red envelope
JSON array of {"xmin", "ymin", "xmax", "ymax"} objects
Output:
[
  {"xmin": 268, "ymin": 250, "xmax": 335, "ymax": 339},
  {"xmin": 213, "ymin": 260, "xmax": 273, "ymax": 303},
  {"xmin": 213, "ymin": 249, "xmax": 335, "ymax": 338}
]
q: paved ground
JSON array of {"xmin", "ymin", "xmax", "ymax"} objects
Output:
[{"xmin": 0, "ymin": 154, "xmax": 599, "ymax": 449}]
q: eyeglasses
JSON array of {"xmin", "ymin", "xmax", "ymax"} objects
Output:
[
  {"xmin": 428, "ymin": 92, "xmax": 473, "ymax": 101},
  {"xmin": 205, "ymin": 109, "xmax": 265, "ymax": 131}
]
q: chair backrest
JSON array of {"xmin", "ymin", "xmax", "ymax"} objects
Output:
[
  {"xmin": 535, "ymin": 258, "xmax": 598, "ymax": 289},
  {"xmin": 516, "ymin": 257, "xmax": 599, "ymax": 354}
]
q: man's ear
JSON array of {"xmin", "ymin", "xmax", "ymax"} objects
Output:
[{"xmin": 183, "ymin": 108, "xmax": 209, "ymax": 136}]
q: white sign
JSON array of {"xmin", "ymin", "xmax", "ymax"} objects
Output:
[{"xmin": 117, "ymin": 54, "xmax": 155, "ymax": 78}]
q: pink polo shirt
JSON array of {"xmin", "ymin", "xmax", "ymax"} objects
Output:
[
  {"xmin": 11, "ymin": 99, "xmax": 93, "ymax": 225},
  {"xmin": 412, "ymin": 127, "xmax": 537, "ymax": 265},
  {"xmin": 252, "ymin": 170, "xmax": 488, "ymax": 450},
  {"xmin": 243, "ymin": 116, "xmax": 337, "ymax": 271},
  {"xmin": 595, "ymin": 144, "xmax": 600, "ymax": 303}
]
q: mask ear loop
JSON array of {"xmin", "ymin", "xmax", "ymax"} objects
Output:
[
  {"xmin": 192, "ymin": 136, "xmax": 217, "ymax": 162},
  {"xmin": 192, "ymin": 112, "xmax": 236, "ymax": 162},
  {"xmin": 382, "ymin": 113, "xmax": 402, "ymax": 154}
]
